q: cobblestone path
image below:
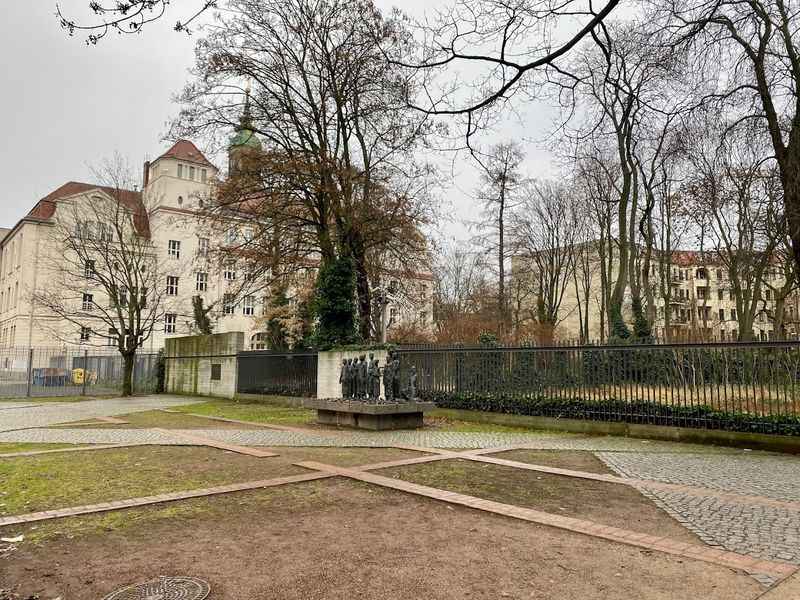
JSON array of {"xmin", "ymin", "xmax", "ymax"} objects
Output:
[{"xmin": 0, "ymin": 395, "xmax": 200, "ymax": 432}]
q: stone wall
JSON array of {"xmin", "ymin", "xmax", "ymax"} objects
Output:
[
  {"xmin": 317, "ymin": 349, "xmax": 388, "ymax": 399},
  {"xmin": 165, "ymin": 332, "xmax": 244, "ymax": 399}
]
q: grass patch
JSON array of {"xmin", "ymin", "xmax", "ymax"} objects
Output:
[
  {"xmin": 170, "ymin": 398, "xmax": 315, "ymax": 426},
  {"xmin": 0, "ymin": 445, "xmax": 306, "ymax": 516},
  {"xmin": 0, "ymin": 443, "xmax": 87, "ymax": 454},
  {"xmin": 425, "ymin": 414, "xmax": 546, "ymax": 433},
  {"xmin": 4, "ymin": 478, "xmax": 338, "ymax": 546}
]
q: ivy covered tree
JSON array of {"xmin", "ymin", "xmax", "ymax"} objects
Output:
[
  {"xmin": 312, "ymin": 256, "xmax": 359, "ymax": 349},
  {"xmin": 191, "ymin": 295, "xmax": 214, "ymax": 335}
]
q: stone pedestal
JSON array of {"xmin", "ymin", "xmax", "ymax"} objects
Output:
[{"xmin": 304, "ymin": 398, "xmax": 435, "ymax": 430}]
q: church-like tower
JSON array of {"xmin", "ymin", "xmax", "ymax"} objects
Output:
[{"xmin": 228, "ymin": 85, "xmax": 262, "ymax": 176}]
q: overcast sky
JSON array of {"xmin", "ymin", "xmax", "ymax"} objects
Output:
[{"xmin": 0, "ymin": 1, "xmax": 558, "ymax": 240}]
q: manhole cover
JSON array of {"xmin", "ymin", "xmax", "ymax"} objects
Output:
[{"xmin": 103, "ymin": 576, "xmax": 210, "ymax": 600}]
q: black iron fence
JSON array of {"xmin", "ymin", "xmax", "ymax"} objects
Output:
[
  {"xmin": 0, "ymin": 347, "xmax": 160, "ymax": 398},
  {"xmin": 397, "ymin": 341, "xmax": 800, "ymax": 435},
  {"xmin": 237, "ymin": 350, "xmax": 317, "ymax": 397}
]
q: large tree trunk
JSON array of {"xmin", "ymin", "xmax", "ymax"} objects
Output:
[
  {"xmin": 122, "ymin": 352, "xmax": 135, "ymax": 397},
  {"xmin": 350, "ymin": 243, "xmax": 371, "ymax": 342}
]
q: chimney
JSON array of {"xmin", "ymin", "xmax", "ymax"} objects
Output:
[{"xmin": 142, "ymin": 160, "xmax": 151, "ymax": 189}]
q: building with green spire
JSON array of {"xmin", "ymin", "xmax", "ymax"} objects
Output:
[{"xmin": 228, "ymin": 86, "xmax": 262, "ymax": 176}]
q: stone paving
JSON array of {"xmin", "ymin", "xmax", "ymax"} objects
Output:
[
  {"xmin": 598, "ymin": 451, "xmax": 800, "ymax": 586},
  {"xmin": 0, "ymin": 395, "xmax": 201, "ymax": 432}
]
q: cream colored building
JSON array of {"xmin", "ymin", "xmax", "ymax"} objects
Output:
[
  {"xmin": 0, "ymin": 134, "xmax": 433, "ymax": 351},
  {"xmin": 512, "ymin": 246, "xmax": 800, "ymax": 342}
]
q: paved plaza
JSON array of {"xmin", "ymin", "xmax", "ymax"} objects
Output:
[{"xmin": 1, "ymin": 395, "xmax": 799, "ymax": 589}]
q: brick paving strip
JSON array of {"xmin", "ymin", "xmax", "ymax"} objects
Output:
[
  {"xmin": 392, "ymin": 445, "xmax": 800, "ymax": 514},
  {"xmin": 151, "ymin": 428, "xmax": 279, "ymax": 458},
  {"xmin": 297, "ymin": 460, "xmax": 798, "ymax": 580}
]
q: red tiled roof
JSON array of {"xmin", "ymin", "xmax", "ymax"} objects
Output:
[
  {"xmin": 26, "ymin": 181, "xmax": 150, "ymax": 238},
  {"xmin": 154, "ymin": 139, "xmax": 215, "ymax": 168}
]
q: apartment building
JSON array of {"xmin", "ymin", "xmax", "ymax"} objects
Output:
[{"xmin": 511, "ymin": 246, "xmax": 799, "ymax": 342}]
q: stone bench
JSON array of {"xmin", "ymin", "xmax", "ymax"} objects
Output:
[{"xmin": 303, "ymin": 398, "xmax": 436, "ymax": 430}]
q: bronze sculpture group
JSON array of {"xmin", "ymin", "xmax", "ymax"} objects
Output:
[{"xmin": 338, "ymin": 351, "xmax": 417, "ymax": 403}]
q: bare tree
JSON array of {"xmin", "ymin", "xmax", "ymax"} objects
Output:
[
  {"xmin": 387, "ymin": 0, "xmax": 620, "ymax": 146},
  {"xmin": 512, "ymin": 179, "xmax": 581, "ymax": 344},
  {"xmin": 173, "ymin": 0, "xmax": 436, "ymax": 342},
  {"xmin": 684, "ymin": 118, "xmax": 783, "ymax": 341},
  {"xmin": 432, "ymin": 241, "xmax": 491, "ymax": 343},
  {"xmin": 652, "ymin": 0, "xmax": 800, "ymax": 278},
  {"xmin": 472, "ymin": 141, "xmax": 525, "ymax": 335},
  {"xmin": 57, "ymin": 0, "xmax": 216, "ymax": 44},
  {"xmin": 31, "ymin": 156, "xmax": 168, "ymax": 395}
]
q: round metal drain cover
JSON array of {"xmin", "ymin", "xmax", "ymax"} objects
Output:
[{"xmin": 103, "ymin": 576, "xmax": 210, "ymax": 600}]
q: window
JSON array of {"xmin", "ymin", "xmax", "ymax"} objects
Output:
[
  {"xmin": 140, "ymin": 287, "xmax": 148, "ymax": 309},
  {"xmin": 168, "ymin": 240, "xmax": 181, "ymax": 259},
  {"xmin": 117, "ymin": 285, "xmax": 129, "ymax": 308},
  {"xmin": 210, "ymin": 363, "xmax": 221, "ymax": 380},
  {"xmin": 389, "ymin": 307, "xmax": 397, "ymax": 323},
  {"xmin": 177, "ymin": 164, "xmax": 183, "ymax": 178},
  {"xmin": 80, "ymin": 327, "xmax": 91, "ymax": 342},
  {"xmin": 717, "ymin": 289, "xmax": 723, "ymax": 301},
  {"xmin": 418, "ymin": 311, "xmax": 427, "ymax": 326},
  {"xmin": 716, "ymin": 269, "xmax": 723, "ymax": 280},
  {"xmin": 196, "ymin": 272, "xmax": 208, "ymax": 292},
  {"xmin": 106, "ymin": 328, "xmax": 117, "ymax": 346},
  {"xmin": 85, "ymin": 260, "xmax": 95, "ymax": 279},
  {"xmin": 243, "ymin": 295, "xmax": 255, "ymax": 316},
  {"xmin": 166, "ymin": 276, "xmax": 179, "ymax": 295},
  {"xmin": 98, "ymin": 223, "xmax": 113, "ymax": 242},
  {"xmin": 765, "ymin": 289, "xmax": 772, "ymax": 301},
  {"xmin": 177, "ymin": 195, "xmax": 184, "ymax": 206},
  {"xmin": 243, "ymin": 227, "xmax": 254, "ymax": 242},
  {"xmin": 189, "ymin": 166, "xmax": 195, "ymax": 180},
  {"xmin": 225, "ymin": 228, "xmax": 238, "ymax": 246},
  {"xmin": 731, "ymin": 309, "xmax": 737, "ymax": 320},
  {"xmin": 720, "ymin": 329, "xmax": 726, "ymax": 341},
  {"xmin": 197, "ymin": 237, "xmax": 209, "ymax": 256},
  {"xmin": 82, "ymin": 293, "xmax": 93, "ymax": 311},
  {"xmin": 223, "ymin": 294, "xmax": 235, "ymax": 314},
  {"xmin": 201, "ymin": 169, "xmax": 207, "ymax": 183},
  {"xmin": 719, "ymin": 309, "xmax": 725, "ymax": 321},
  {"xmin": 223, "ymin": 263, "xmax": 236, "ymax": 281},
  {"xmin": 696, "ymin": 268, "xmax": 706, "ymax": 279},
  {"xmin": 164, "ymin": 313, "xmax": 177, "ymax": 333},
  {"xmin": 697, "ymin": 287, "xmax": 707, "ymax": 299}
]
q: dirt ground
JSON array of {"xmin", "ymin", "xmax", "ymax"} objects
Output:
[
  {"xmin": 0, "ymin": 478, "xmax": 761, "ymax": 600},
  {"xmin": 380, "ymin": 458, "xmax": 699, "ymax": 542}
]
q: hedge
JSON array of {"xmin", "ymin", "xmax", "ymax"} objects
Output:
[{"xmin": 419, "ymin": 390, "xmax": 800, "ymax": 436}]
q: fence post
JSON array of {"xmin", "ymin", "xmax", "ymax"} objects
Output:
[
  {"xmin": 25, "ymin": 348, "xmax": 33, "ymax": 398},
  {"xmin": 82, "ymin": 349, "xmax": 88, "ymax": 396}
]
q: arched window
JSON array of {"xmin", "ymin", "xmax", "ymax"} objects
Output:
[{"xmin": 251, "ymin": 332, "xmax": 268, "ymax": 350}]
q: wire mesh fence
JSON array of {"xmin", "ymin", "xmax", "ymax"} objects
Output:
[
  {"xmin": 237, "ymin": 350, "xmax": 317, "ymax": 397},
  {"xmin": 396, "ymin": 341, "xmax": 800, "ymax": 435},
  {"xmin": 0, "ymin": 347, "xmax": 160, "ymax": 398}
]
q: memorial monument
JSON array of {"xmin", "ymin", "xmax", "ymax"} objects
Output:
[{"xmin": 307, "ymin": 349, "xmax": 435, "ymax": 430}]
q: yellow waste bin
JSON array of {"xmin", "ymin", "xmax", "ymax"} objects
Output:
[{"xmin": 72, "ymin": 368, "xmax": 85, "ymax": 385}]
